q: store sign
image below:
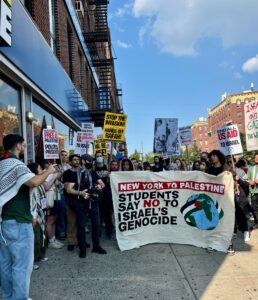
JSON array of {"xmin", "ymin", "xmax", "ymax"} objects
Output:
[{"xmin": 0, "ymin": 0, "xmax": 12, "ymax": 46}]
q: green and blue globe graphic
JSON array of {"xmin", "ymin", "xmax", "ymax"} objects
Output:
[{"xmin": 180, "ymin": 194, "xmax": 224, "ymax": 230}]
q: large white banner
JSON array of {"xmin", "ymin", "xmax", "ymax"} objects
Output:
[
  {"xmin": 216, "ymin": 124, "xmax": 243, "ymax": 156},
  {"xmin": 111, "ymin": 171, "xmax": 234, "ymax": 253},
  {"xmin": 153, "ymin": 118, "xmax": 178, "ymax": 154},
  {"xmin": 244, "ymin": 100, "xmax": 258, "ymax": 151}
]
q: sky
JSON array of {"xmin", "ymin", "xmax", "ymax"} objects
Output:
[{"xmin": 108, "ymin": 0, "xmax": 258, "ymax": 156}]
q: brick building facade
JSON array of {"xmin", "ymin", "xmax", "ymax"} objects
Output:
[
  {"xmin": 191, "ymin": 89, "xmax": 258, "ymax": 153},
  {"xmin": 22, "ymin": 0, "xmax": 122, "ymax": 122}
]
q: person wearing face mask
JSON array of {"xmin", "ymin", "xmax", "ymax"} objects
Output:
[
  {"xmin": 248, "ymin": 154, "xmax": 258, "ymax": 229},
  {"xmin": 94, "ymin": 152, "xmax": 113, "ymax": 237}
]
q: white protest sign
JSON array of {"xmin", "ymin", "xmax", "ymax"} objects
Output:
[
  {"xmin": 81, "ymin": 122, "xmax": 94, "ymax": 142},
  {"xmin": 111, "ymin": 171, "xmax": 234, "ymax": 253},
  {"xmin": 43, "ymin": 129, "xmax": 59, "ymax": 159},
  {"xmin": 74, "ymin": 132, "xmax": 87, "ymax": 156},
  {"xmin": 216, "ymin": 124, "xmax": 243, "ymax": 156},
  {"xmin": 179, "ymin": 126, "xmax": 193, "ymax": 146},
  {"xmin": 244, "ymin": 100, "xmax": 258, "ymax": 151}
]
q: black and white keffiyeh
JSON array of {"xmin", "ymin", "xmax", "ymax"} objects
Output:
[{"xmin": 0, "ymin": 158, "xmax": 35, "ymax": 218}]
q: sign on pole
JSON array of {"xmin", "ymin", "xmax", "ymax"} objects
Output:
[
  {"xmin": 244, "ymin": 100, "xmax": 258, "ymax": 151},
  {"xmin": 103, "ymin": 112, "xmax": 127, "ymax": 141},
  {"xmin": 74, "ymin": 132, "xmax": 87, "ymax": 156},
  {"xmin": 179, "ymin": 126, "xmax": 193, "ymax": 146},
  {"xmin": 81, "ymin": 123, "xmax": 94, "ymax": 142},
  {"xmin": 216, "ymin": 124, "xmax": 243, "ymax": 156},
  {"xmin": 94, "ymin": 139, "xmax": 107, "ymax": 157},
  {"xmin": 43, "ymin": 129, "xmax": 59, "ymax": 159},
  {"xmin": 153, "ymin": 118, "xmax": 178, "ymax": 154}
]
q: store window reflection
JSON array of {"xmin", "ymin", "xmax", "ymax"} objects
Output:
[
  {"xmin": 0, "ymin": 78, "xmax": 21, "ymax": 156},
  {"xmin": 32, "ymin": 101, "xmax": 71, "ymax": 160}
]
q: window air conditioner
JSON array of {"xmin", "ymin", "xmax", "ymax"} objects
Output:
[{"xmin": 75, "ymin": 0, "xmax": 84, "ymax": 17}]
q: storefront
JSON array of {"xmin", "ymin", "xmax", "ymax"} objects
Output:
[{"xmin": 0, "ymin": 0, "xmax": 90, "ymax": 163}]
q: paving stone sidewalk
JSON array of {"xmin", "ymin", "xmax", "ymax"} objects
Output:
[{"xmin": 30, "ymin": 228, "xmax": 258, "ymax": 300}]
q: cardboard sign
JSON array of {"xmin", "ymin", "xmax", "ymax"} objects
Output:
[
  {"xmin": 244, "ymin": 100, "xmax": 258, "ymax": 151},
  {"xmin": 179, "ymin": 126, "xmax": 193, "ymax": 146},
  {"xmin": 111, "ymin": 171, "xmax": 234, "ymax": 253},
  {"xmin": 81, "ymin": 122, "xmax": 94, "ymax": 142},
  {"xmin": 103, "ymin": 112, "xmax": 127, "ymax": 141},
  {"xmin": 216, "ymin": 125, "xmax": 243, "ymax": 156},
  {"xmin": 43, "ymin": 129, "xmax": 59, "ymax": 159},
  {"xmin": 74, "ymin": 132, "xmax": 88, "ymax": 156},
  {"xmin": 153, "ymin": 118, "xmax": 178, "ymax": 154},
  {"xmin": 94, "ymin": 139, "xmax": 107, "ymax": 157}
]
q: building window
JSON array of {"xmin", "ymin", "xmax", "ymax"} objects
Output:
[
  {"xmin": 0, "ymin": 77, "xmax": 21, "ymax": 155},
  {"xmin": 236, "ymin": 99, "xmax": 241, "ymax": 107},
  {"xmin": 199, "ymin": 126, "xmax": 202, "ymax": 131},
  {"xmin": 238, "ymin": 123, "xmax": 242, "ymax": 129},
  {"xmin": 237, "ymin": 112, "xmax": 242, "ymax": 118},
  {"xmin": 33, "ymin": 101, "xmax": 71, "ymax": 159},
  {"xmin": 49, "ymin": 0, "xmax": 56, "ymax": 54}
]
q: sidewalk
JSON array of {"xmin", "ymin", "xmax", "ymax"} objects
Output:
[{"xmin": 30, "ymin": 229, "xmax": 258, "ymax": 300}]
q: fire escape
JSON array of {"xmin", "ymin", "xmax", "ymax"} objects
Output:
[{"xmin": 84, "ymin": 0, "xmax": 123, "ymax": 127}]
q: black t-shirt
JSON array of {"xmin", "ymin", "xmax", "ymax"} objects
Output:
[
  {"xmin": 151, "ymin": 165, "xmax": 163, "ymax": 172},
  {"xmin": 95, "ymin": 165, "xmax": 108, "ymax": 185},
  {"xmin": 63, "ymin": 168, "xmax": 100, "ymax": 198},
  {"xmin": 207, "ymin": 166, "xmax": 224, "ymax": 176}
]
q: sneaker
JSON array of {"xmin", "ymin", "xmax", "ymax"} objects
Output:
[
  {"xmin": 33, "ymin": 264, "xmax": 39, "ymax": 270},
  {"xmin": 206, "ymin": 247, "xmax": 214, "ymax": 253},
  {"xmin": 67, "ymin": 245, "xmax": 75, "ymax": 251},
  {"xmin": 244, "ymin": 231, "xmax": 250, "ymax": 242},
  {"xmin": 92, "ymin": 246, "xmax": 107, "ymax": 254},
  {"xmin": 227, "ymin": 244, "xmax": 235, "ymax": 256},
  {"xmin": 48, "ymin": 240, "xmax": 63, "ymax": 249},
  {"xmin": 40, "ymin": 257, "xmax": 49, "ymax": 262},
  {"xmin": 53, "ymin": 238, "xmax": 64, "ymax": 247}
]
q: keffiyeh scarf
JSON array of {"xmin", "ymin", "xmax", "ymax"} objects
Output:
[{"xmin": 0, "ymin": 157, "xmax": 35, "ymax": 219}]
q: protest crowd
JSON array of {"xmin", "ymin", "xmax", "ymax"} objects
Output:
[{"xmin": 0, "ymin": 133, "xmax": 258, "ymax": 299}]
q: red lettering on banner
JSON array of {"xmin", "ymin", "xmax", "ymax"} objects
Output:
[{"xmin": 118, "ymin": 181, "xmax": 225, "ymax": 195}]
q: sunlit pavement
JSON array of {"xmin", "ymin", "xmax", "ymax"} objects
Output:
[{"xmin": 30, "ymin": 227, "xmax": 258, "ymax": 300}]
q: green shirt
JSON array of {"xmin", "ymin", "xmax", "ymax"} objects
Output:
[
  {"xmin": 248, "ymin": 166, "xmax": 258, "ymax": 194},
  {"xmin": 2, "ymin": 185, "xmax": 32, "ymax": 223}
]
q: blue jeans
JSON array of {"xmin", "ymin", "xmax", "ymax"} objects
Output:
[{"xmin": 0, "ymin": 220, "xmax": 34, "ymax": 300}]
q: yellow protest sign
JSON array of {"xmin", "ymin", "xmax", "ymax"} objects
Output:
[
  {"xmin": 94, "ymin": 139, "xmax": 107, "ymax": 157},
  {"xmin": 103, "ymin": 112, "xmax": 127, "ymax": 141}
]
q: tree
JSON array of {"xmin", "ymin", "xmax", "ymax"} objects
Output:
[
  {"xmin": 129, "ymin": 149, "xmax": 141, "ymax": 161},
  {"xmin": 144, "ymin": 152, "xmax": 157, "ymax": 163}
]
